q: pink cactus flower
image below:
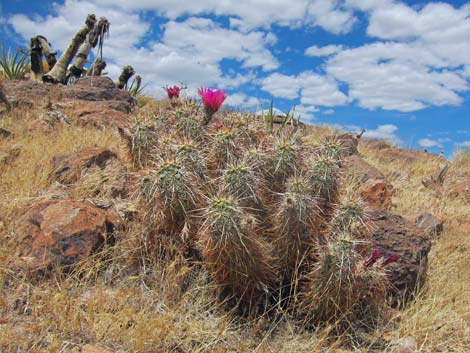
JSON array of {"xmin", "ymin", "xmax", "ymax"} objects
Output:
[
  {"xmin": 198, "ymin": 87, "xmax": 227, "ymax": 124},
  {"xmin": 166, "ymin": 85, "xmax": 180, "ymax": 99},
  {"xmin": 381, "ymin": 254, "xmax": 400, "ymax": 267},
  {"xmin": 364, "ymin": 249, "xmax": 381, "ymax": 268}
]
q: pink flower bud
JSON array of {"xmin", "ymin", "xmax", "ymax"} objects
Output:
[
  {"xmin": 166, "ymin": 85, "xmax": 180, "ymax": 99},
  {"xmin": 364, "ymin": 249, "xmax": 381, "ymax": 268}
]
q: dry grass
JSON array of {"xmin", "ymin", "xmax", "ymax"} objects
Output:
[
  {"xmin": 359, "ymin": 143, "xmax": 470, "ymax": 352},
  {"xmin": 0, "ymin": 99, "xmax": 469, "ymax": 352}
]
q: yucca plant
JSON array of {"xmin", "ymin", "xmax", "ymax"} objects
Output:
[
  {"xmin": 125, "ymin": 75, "xmax": 145, "ymax": 97},
  {"xmin": 0, "ymin": 45, "xmax": 29, "ymax": 80},
  {"xmin": 200, "ymin": 195, "xmax": 275, "ymax": 310}
]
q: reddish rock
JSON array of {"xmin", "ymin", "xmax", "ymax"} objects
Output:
[
  {"xmin": 16, "ymin": 200, "xmax": 121, "ymax": 272},
  {"xmin": 378, "ymin": 148, "xmax": 423, "ymax": 164},
  {"xmin": 62, "ymin": 77, "xmax": 135, "ymax": 113},
  {"xmin": 52, "ymin": 147, "xmax": 118, "ymax": 184},
  {"xmin": 369, "ymin": 210, "xmax": 431, "ymax": 305},
  {"xmin": 3, "ymin": 77, "xmax": 135, "ymax": 113},
  {"xmin": 359, "ymin": 179, "xmax": 393, "ymax": 210},
  {"xmin": 75, "ymin": 107, "xmax": 131, "ymax": 130},
  {"xmin": 342, "ymin": 155, "xmax": 386, "ymax": 182}
]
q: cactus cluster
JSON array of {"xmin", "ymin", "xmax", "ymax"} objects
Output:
[{"xmin": 130, "ymin": 99, "xmax": 390, "ymax": 329}]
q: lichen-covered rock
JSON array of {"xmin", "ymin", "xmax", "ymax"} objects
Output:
[
  {"xmin": 15, "ymin": 200, "xmax": 121, "ymax": 272},
  {"xmin": 369, "ymin": 210, "xmax": 431, "ymax": 305},
  {"xmin": 51, "ymin": 147, "xmax": 118, "ymax": 184}
]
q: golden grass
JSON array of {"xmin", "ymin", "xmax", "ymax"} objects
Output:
[
  {"xmin": 0, "ymin": 109, "xmax": 127, "ymax": 227},
  {"xmin": 0, "ymin": 101, "xmax": 469, "ymax": 352},
  {"xmin": 359, "ymin": 143, "xmax": 470, "ymax": 352}
]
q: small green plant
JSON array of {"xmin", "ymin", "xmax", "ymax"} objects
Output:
[
  {"xmin": 126, "ymin": 75, "xmax": 145, "ymax": 97},
  {"xmin": 262, "ymin": 100, "xmax": 275, "ymax": 133},
  {"xmin": 0, "ymin": 45, "xmax": 29, "ymax": 80}
]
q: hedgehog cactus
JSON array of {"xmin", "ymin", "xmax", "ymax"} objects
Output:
[
  {"xmin": 200, "ymin": 195, "xmax": 275, "ymax": 307},
  {"xmin": 329, "ymin": 194, "xmax": 369, "ymax": 238},
  {"xmin": 302, "ymin": 235, "xmax": 388, "ymax": 327},
  {"xmin": 211, "ymin": 127, "xmax": 239, "ymax": 170},
  {"xmin": 270, "ymin": 135, "xmax": 301, "ymax": 190},
  {"xmin": 273, "ymin": 175, "xmax": 322, "ymax": 278},
  {"xmin": 175, "ymin": 141, "xmax": 208, "ymax": 181}
]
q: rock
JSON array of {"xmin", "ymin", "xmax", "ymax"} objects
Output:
[
  {"xmin": 342, "ymin": 155, "xmax": 386, "ymax": 182},
  {"xmin": 359, "ymin": 179, "xmax": 393, "ymax": 210},
  {"xmin": 369, "ymin": 210, "xmax": 431, "ymax": 305},
  {"xmin": 51, "ymin": 147, "xmax": 118, "ymax": 184},
  {"xmin": 75, "ymin": 107, "xmax": 131, "ymax": 130},
  {"xmin": 378, "ymin": 148, "xmax": 422, "ymax": 164},
  {"xmin": 397, "ymin": 336, "xmax": 418, "ymax": 353},
  {"xmin": 362, "ymin": 138, "xmax": 393, "ymax": 151},
  {"xmin": 2, "ymin": 77, "xmax": 135, "ymax": 113},
  {"xmin": 62, "ymin": 77, "xmax": 135, "ymax": 113},
  {"xmin": 0, "ymin": 127, "xmax": 12, "ymax": 139},
  {"xmin": 337, "ymin": 133, "xmax": 359, "ymax": 157},
  {"xmin": 415, "ymin": 213, "xmax": 444, "ymax": 237},
  {"xmin": 15, "ymin": 200, "xmax": 121, "ymax": 272},
  {"xmin": 444, "ymin": 172, "xmax": 470, "ymax": 202}
]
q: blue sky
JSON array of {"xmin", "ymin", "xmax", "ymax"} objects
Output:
[{"xmin": 1, "ymin": 0, "xmax": 469, "ymax": 156}]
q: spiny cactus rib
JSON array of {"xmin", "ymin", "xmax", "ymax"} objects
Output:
[{"xmin": 200, "ymin": 196, "xmax": 275, "ymax": 307}]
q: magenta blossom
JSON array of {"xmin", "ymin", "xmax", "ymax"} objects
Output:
[
  {"xmin": 166, "ymin": 85, "xmax": 180, "ymax": 99},
  {"xmin": 198, "ymin": 87, "xmax": 227, "ymax": 124},
  {"xmin": 364, "ymin": 249, "xmax": 381, "ymax": 268}
]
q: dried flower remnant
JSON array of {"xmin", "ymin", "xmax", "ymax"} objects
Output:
[{"xmin": 381, "ymin": 254, "xmax": 400, "ymax": 267}]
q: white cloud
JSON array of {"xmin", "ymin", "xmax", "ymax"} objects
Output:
[
  {"xmin": 419, "ymin": 138, "xmax": 443, "ymax": 149},
  {"xmin": 225, "ymin": 93, "xmax": 264, "ymax": 110},
  {"xmin": 85, "ymin": 0, "xmax": 357, "ymax": 33},
  {"xmin": 305, "ymin": 44, "xmax": 344, "ymax": 57},
  {"xmin": 260, "ymin": 71, "xmax": 348, "ymax": 106},
  {"xmin": 322, "ymin": 109, "xmax": 335, "ymax": 115},
  {"xmin": 293, "ymin": 104, "xmax": 318, "ymax": 122},
  {"xmin": 326, "ymin": 42, "xmax": 468, "ymax": 112},
  {"xmin": 455, "ymin": 141, "xmax": 470, "ymax": 149},
  {"xmin": 358, "ymin": 124, "xmax": 402, "ymax": 145}
]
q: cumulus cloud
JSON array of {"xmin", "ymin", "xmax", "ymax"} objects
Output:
[
  {"xmin": 419, "ymin": 138, "xmax": 443, "ymax": 149},
  {"xmin": 360, "ymin": 124, "xmax": 402, "ymax": 145},
  {"xmin": 305, "ymin": 44, "xmax": 344, "ymax": 57},
  {"xmin": 260, "ymin": 71, "xmax": 348, "ymax": 106}
]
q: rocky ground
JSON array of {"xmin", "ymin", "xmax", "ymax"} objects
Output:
[{"xmin": 0, "ymin": 78, "xmax": 468, "ymax": 352}]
